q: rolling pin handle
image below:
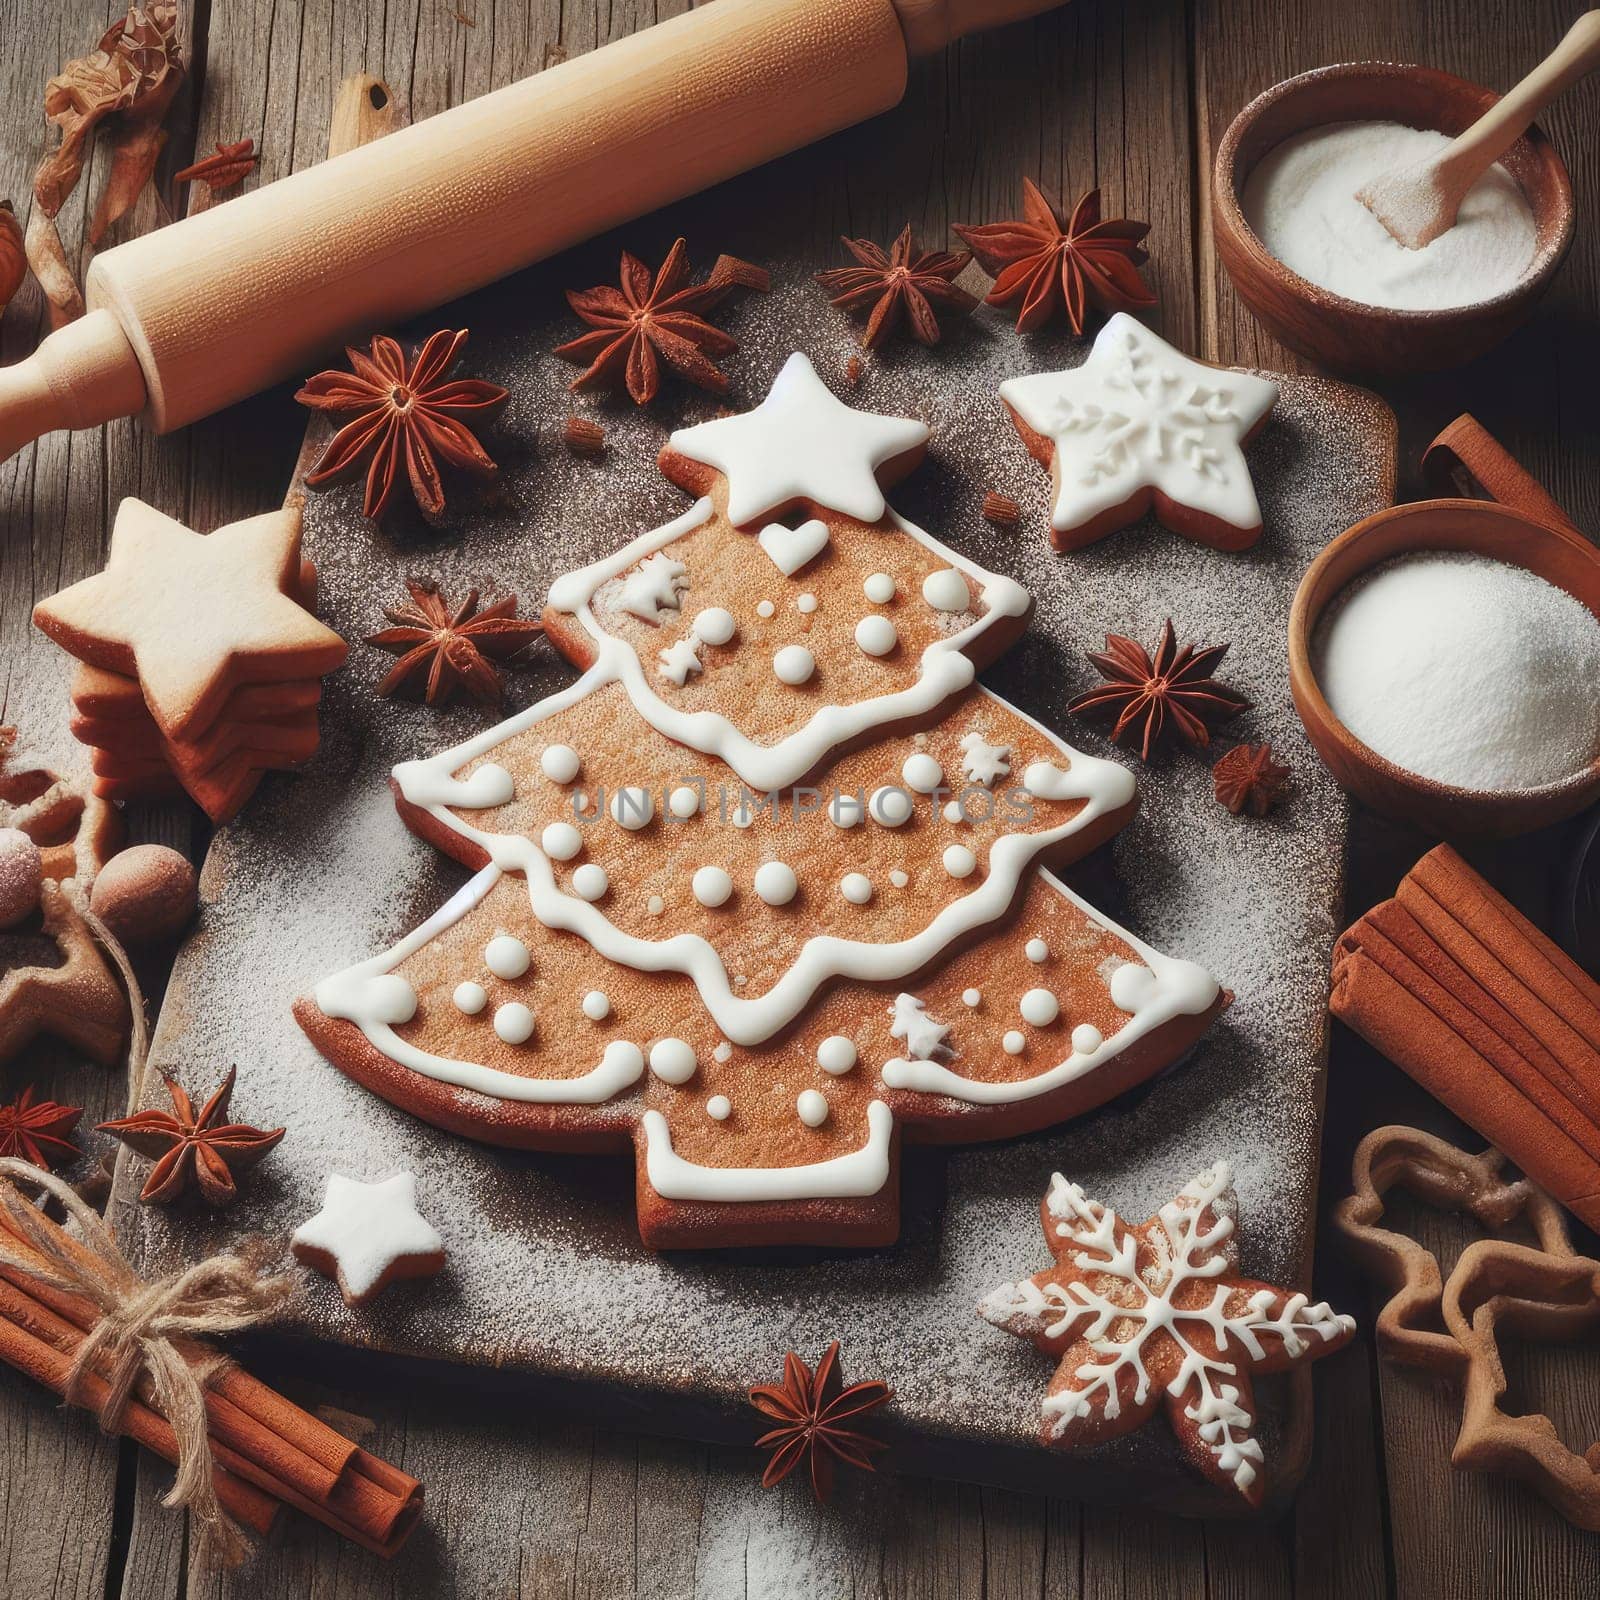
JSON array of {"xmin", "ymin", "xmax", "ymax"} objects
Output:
[{"xmin": 0, "ymin": 309, "xmax": 147, "ymax": 461}]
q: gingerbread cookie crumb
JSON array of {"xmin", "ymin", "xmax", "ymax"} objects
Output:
[
  {"xmin": 563, "ymin": 416, "xmax": 605, "ymax": 456},
  {"xmin": 982, "ymin": 490, "xmax": 1020, "ymax": 527}
]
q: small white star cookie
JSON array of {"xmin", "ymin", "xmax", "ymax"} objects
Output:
[
  {"xmin": 291, "ymin": 1171, "xmax": 445, "ymax": 1306},
  {"xmin": 998, "ymin": 314, "xmax": 1279, "ymax": 553}
]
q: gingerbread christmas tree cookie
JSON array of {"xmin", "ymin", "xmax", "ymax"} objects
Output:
[
  {"xmin": 999, "ymin": 315, "xmax": 1279, "ymax": 552},
  {"xmin": 981, "ymin": 1163, "xmax": 1355, "ymax": 1503},
  {"xmin": 297, "ymin": 355, "xmax": 1229, "ymax": 1248}
]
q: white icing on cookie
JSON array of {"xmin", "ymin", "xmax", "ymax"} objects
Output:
[
  {"xmin": 693, "ymin": 607, "xmax": 736, "ymax": 646},
  {"xmin": 959, "ymin": 732, "xmax": 1011, "ymax": 787},
  {"xmin": 667, "ymin": 784, "xmax": 702, "ymax": 819},
  {"xmin": 706, "ymin": 1095, "xmax": 732, "ymax": 1121},
  {"xmin": 773, "ymin": 645, "xmax": 814, "ymax": 686},
  {"xmin": 648, "ymin": 1038, "xmax": 697, "ymax": 1085},
  {"xmin": 796, "ymin": 1089, "xmax": 829, "ymax": 1128},
  {"xmin": 712, "ymin": 1041, "xmax": 733, "ymax": 1063},
  {"xmin": 962, "ymin": 988, "xmax": 982, "ymax": 1007},
  {"xmin": 494, "ymin": 1003, "xmax": 535, "ymax": 1044},
  {"xmin": 890, "ymin": 993, "xmax": 950, "ymax": 1060},
  {"xmin": 291, "ymin": 1173, "xmax": 442, "ymax": 1303},
  {"xmin": 571, "ymin": 863, "xmax": 609, "ymax": 901},
  {"xmin": 868, "ymin": 786, "xmax": 913, "ymax": 827},
  {"xmin": 756, "ymin": 599, "xmax": 775, "ymax": 618},
  {"xmin": 484, "ymin": 935, "xmax": 530, "ymax": 980},
  {"xmin": 756, "ymin": 516, "xmax": 830, "ymax": 576},
  {"xmin": 997, "ymin": 314, "xmax": 1279, "ymax": 537},
  {"xmin": 753, "ymin": 860, "xmax": 798, "ymax": 906},
  {"xmin": 641, "ymin": 1099, "xmax": 892, "ymax": 1202},
  {"xmin": 692, "ymin": 866, "xmax": 733, "ymax": 908},
  {"xmin": 854, "ymin": 615, "xmax": 897, "ymax": 657},
  {"xmin": 657, "ymin": 636, "xmax": 702, "ymax": 686},
  {"xmin": 618, "ymin": 552, "xmax": 688, "ymax": 621},
  {"xmin": 1002, "ymin": 1031, "xmax": 1026, "ymax": 1055},
  {"xmin": 609, "ymin": 786, "xmax": 654, "ymax": 830},
  {"xmin": 943, "ymin": 845, "xmax": 977, "ymax": 879},
  {"xmin": 541, "ymin": 822, "xmax": 582, "ymax": 862},
  {"xmin": 395, "ymin": 762, "xmax": 514, "ymax": 810},
  {"xmin": 817, "ymin": 1036, "xmax": 857, "ymax": 1074},
  {"xmin": 922, "ymin": 568, "xmax": 971, "ymax": 612},
  {"xmin": 888, "ymin": 868, "xmax": 909, "ymax": 888},
  {"xmin": 901, "ymin": 753, "xmax": 943, "ymax": 793},
  {"xmin": 1025, "ymin": 938, "xmax": 1049, "ymax": 963},
  {"xmin": 864, "ymin": 573, "xmax": 896, "ymax": 604},
  {"xmin": 840, "ymin": 873, "xmax": 873, "ymax": 905},
  {"xmin": 453, "ymin": 981, "xmax": 487, "ymax": 1015},
  {"xmin": 1072, "ymin": 1023, "xmax": 1103, "ymax": 1054},
  {"xmin": 669, "ymin": 353, "xmax": 928, "ymax": 526},
  {"xmin": 582, "ymin": 990, "xmax": 610, "ymax": 1021},
  {"xmin": 828, "ymin": 793, "xmax": 864, "ymax": 828},
  {"xmin": 540, "ymin": 745, "xmax": 580, "ymax": 784},
  {"xmin": 797, "ymin": 592, "xmax": 818, "ymax": 614},
  {"xmin": 1020, "ymin": 988, "xmax": 1059, "ymax": 1026}
]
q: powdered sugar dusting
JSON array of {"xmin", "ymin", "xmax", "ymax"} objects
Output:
[{"xmin": 120, "ymin": 263, "xmax": 1392, "ymax": 1498}]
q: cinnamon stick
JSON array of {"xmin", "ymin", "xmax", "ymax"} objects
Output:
[{"xmin": 1332, "ymin": 845, "xmax": 1600, "ymax": 1229}]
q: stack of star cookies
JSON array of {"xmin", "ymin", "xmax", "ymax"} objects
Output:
[{"xmin": 34, "ymin": 499, "xmax": 347, "ymax": 823}]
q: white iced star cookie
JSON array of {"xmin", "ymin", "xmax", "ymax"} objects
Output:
[
  {"xmin": 998, "ymin": 314, "xmax": 1279, "ymax": 552},
  {"xmin": 291, "ymin": 1171, "xmax": 445, "ymax": 1306},
  {"xmin": 663, "ymin": 351, "xmax": 930, "ymax": 527}
]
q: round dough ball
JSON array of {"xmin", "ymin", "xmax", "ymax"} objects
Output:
[
  {"xmin": 88, "ymin": 844, "xmax": 197, "ymax": 944},
  {"xmin": 0, "ymin": 828, "xmax": 42, "ymax": 930}
]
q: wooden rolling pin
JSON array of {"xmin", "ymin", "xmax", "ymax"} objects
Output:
[{"xmin": 1, "ymin": 0, "xmax": 1064, "ymax": 459}]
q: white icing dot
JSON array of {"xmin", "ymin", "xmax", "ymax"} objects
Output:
[
  {"xmin": 1026, "ymin": 938, "xmax": 1049, "ymax": 963},
  {"xmin": 1072, "ymin": 1023, "xmax": 1104, "ymax": 1055},
  {"xmin": 541, "ymin": 822, "xmax": 582, "ymax": 861},
  {"xmin": 962, "ymin": 988, "xmax": 982, "ymax": 1007},
  {"xmin": 840, "ymin": 872, "xmax": 873, "ymax": 905},
  {"xmin": 610, "ymin": 786, "xmax": 654, "ymax": 830},
  {"xmin": 706, "ymin": 1095, "xmax": 732, "ymax": 1121},
  {"xmin": 869, "ymin": 786, "xmax": 914, "ymax": 827},
  {"xmin": 540, "ymin": 744, "xmax": 580, "ymax": 784},
  {"xmin": 713, "ymin": 1042, "xmax": 733, "ymax": 1063},
  {"xmin": 756, "ymin": 600, "xmax": 775, "ymax": 618},
  {"xmin": 942, "ymin": 799, "xmax": 966, "ymax": 824},
  {"xmin": 647, "ymin": 895, "xmax": 665, "ymax": 916},
  {"xmin": 796, "ymin": 1089, "xmax": 829, "ymax": 1128},
  {"xmin": 484, "ymin": 935, "xmax": 531, "ymax": 979},
  {"xmin": 571, "ymin": 863, "xmax": 609, "ymax": 901},
  {"xmin": 943, "ymin": 844, "xmax": 977, "ymax": 878},
  {"xmin": 1020, "ymin": 988, "xmax": 1060, "ymax": 1026},
  {"xmin": 753, "ymin": 861, "xmax": 798, "ymax": 906},
  {"xmin": 774, "ymin": 645, "xmax": 815, "ymax": 685},
  {"xmin": 828, "ymin": 793, "xmax": 864, "ymax": 828},
  {"xmin": 453, "ymin": 981, "xmax": 487, "ymax": 1015},
  {"xmin": 855, "ymin": 614, "xmax": 898, "ymax": 657},
  {"xmin": 817, "ymin": 1036, "xmax": 857, "ymax": 1074},
  {"xmin": 648, "ymin": 1038, "xmax": 697, "ymax": 1084},
  {"xmin": 493, "ymin": 1002, "xmax": 535, "ymax": 1044},
  {"xmin": 864, "ymin": 572, "xmax": 896, "ymax": 604},
  {"xmin": 581, "ymin": 990, "xmax": 610, "ymax": 1021},
  {"xmin": 667, "ymin": 784, "xmax": 702, "ymax": 818},
  {"xmin": 1002, "ymin": 1030, "xmax": 1026, "ymax": 1055},
  {"xmin": 692, "ymin": 866, "xmax": 733, "ymax": 908},
  {"xmin": 693, "ymin": 607, "xmax": 736, "ymax": 646},
  {"xmin": 358, "ymin": 976, "xmax": 417, "ymax": 1025},
  {"xmin": 1111, "ymin": 962, "xmax": 1158, "ymax": 1012},
  {"xmin": 923, "ymin": 568, "xmax": 972, "ymax": 612},
  {"xmin": 902, "ymin": 753, "xmax": 944, "ymax": 793},
  {"xmin": 797, "ymin": 593, "xmax": 818, "ymax": 614},
  {"xmin": 889, "ymin": 868, "xmax": 910, "ymax": 888}
]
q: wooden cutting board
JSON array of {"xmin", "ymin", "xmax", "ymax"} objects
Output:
[{"xmin": 117, "ymin": 258, "xmax": 1395, "ymax": 1514}]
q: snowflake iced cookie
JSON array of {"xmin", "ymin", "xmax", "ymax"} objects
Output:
[
  {"xmin": 981, "ymin": 1163, "xmax": 1355, "ymax": 1504},
  {"xmin": 291, "ymin": 1171, "xmax": 445, "ymax": 1306},
  {"xmin": 297, "ymin": 354, "xmax": 1228, "ymax": 1249},
  {"xmin": 998, "ymin": 315, "xmax": 1279, "ymax": 553}
]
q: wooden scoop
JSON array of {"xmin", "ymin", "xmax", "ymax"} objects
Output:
[{"xmin": 1358, "ymin": 11, "xmax": 1600, "ymax": 250}]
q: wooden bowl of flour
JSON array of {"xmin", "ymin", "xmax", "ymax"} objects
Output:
[
  {"xmin": 1213, "ymin": 63, "xmax": 1574, "ymax": 375},
  {"xmin": 1288, "ymin": 419, "xmax": 1600, "ymax": 838}
]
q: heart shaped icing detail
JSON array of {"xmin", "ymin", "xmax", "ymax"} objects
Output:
[{"xmin": 756, "ymin": 517, "xmax": 830, "ymax": 578}]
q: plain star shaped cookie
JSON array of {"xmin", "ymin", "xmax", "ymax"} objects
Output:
[
  {"xmin": 980, "ymin": 1161, "xmax": 1354, "ymax": 1505},
  {"xmin": 666, "ymin": 351, "xmax": 930, "ymax": 526},
  {"xmin": 998, "ymin": 314, "xmax": 1279, "ymax": 551},
  {"xmin": 290, "ymin": 1171, "xmax": 445, "ymax": 1306},
  {"xmin": 33, "ymin": 499, "xmax": 347, "ymax": 736}
]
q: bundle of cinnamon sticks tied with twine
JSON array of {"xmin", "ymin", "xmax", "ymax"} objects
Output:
[{"xmin": 0, "ymin": 1158, "xmax": 423, "ymax": 1565}]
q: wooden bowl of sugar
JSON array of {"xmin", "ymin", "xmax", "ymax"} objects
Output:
[
  {"xmin": 1288, "ymin": 426, "xmax": 1600, "ymax": 837},
  {"xmin": 1213, "ymin": 62, "xmax": 1574, "ymax": 375}
]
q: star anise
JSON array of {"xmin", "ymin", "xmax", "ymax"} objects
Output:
[
  {"xmin": 366, "ymin": 577, "xmax": 544, "ymax": 708},
  {"xmin": 555, "ymin": 238, "xmax": 769, "ymax": 405},
  {"xmin": 749, "ymin": 1340, "xmax": 892, "ymax": 1502},
  {"xmin": 1068, "ymin": 620, "xmax": 1249, "ymax": 760},
  {"xmin": 296, "ymin": 328, "xmax": 509, "ymax": 521},
  {"xmin": 955, "ymin": 181, "xmax": 1155, "ymax": 335},
  {"xmin": 98, "ymin": 1065, "xmax": 284, "ymax": 1206},
  {"xmin": 814, "ymin": 225, "xmax": 977, "ymax": 350},
  {"xmin": 0, "ymin": 1087, "xmax": 83, "ymax": 1171},
  {"xmin": 174, "ymin": 137, "xmax": 256, "ymax": 193},
  {"xmin": 1213, "ymin": 743, "xmax": 1290, "ymax": 817}
]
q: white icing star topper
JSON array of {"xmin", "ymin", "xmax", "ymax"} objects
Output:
[
  {"xmin": 669, "ymin": 351, "xmax": 930, "ymax": 527},
  {"xmin": 291, "ymin": 1171, "xmax": 444, "ymax": 1305},
  {"xmin": 999, "ymin": 314, "xmax": 1278, "ymax": 548}
]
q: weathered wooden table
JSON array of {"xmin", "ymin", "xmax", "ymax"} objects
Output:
[{"xmin": 2, "ymin": 2, "xmax": 1597, "ymax": 1595}]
